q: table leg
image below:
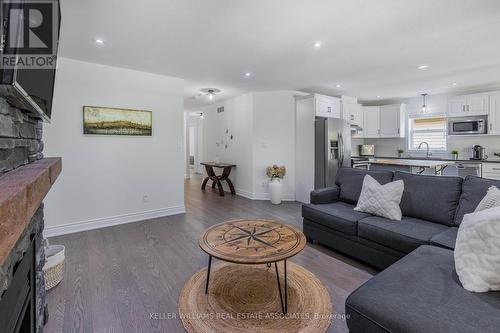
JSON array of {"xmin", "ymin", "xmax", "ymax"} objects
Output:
[
  {"xmin": 222, "ymin": 167, "xmax": 236, "ymax": 195},
  {"xmin": 284, "ymin": 260, "xmax": 287, "ymax": 313},
  {"xmin": 205, "ymin": 255, "xmax": 212, "ymax": 294},
  {"xmin": 201, "ymin": 177, "xmax": 210, "ymax": 190},
  {"xmin": 274, "ymin": 262, "xmax": 286, "ymax": 313}
]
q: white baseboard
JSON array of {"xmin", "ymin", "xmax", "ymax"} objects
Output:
[
  {"xmin": 43, "ymin": 205, "xmax": 186, "ymax": 238},
  {"xmin": 236, "ymin": 189, "xmax": 295, "ymax": 201}
]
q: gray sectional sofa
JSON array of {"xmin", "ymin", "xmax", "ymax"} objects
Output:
[{"xmin": 302, "ymin": 167, "xmax": 500, "ymax": 333}]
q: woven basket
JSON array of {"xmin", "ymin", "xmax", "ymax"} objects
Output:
[{"xmin": 44, "ymin": 245, "xmax": 65, "ymax": 291}]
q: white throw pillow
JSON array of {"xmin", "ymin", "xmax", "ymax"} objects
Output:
[
  {"xmin": 454, "ymin": 206, "xmax": 500, "ymax": 292},
  {"xmin": 475, "ymin": 186, "xmax": 500, "ymax": 212},
  {"xmin": 354, "ymin": 175, "xmax": 404, "ymax": 221}
]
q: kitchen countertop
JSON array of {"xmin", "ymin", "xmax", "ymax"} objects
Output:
[
  {"xmin": 353, "ymin": 156, "xmax": 500, "ymax": 164},
  {"xmin": 367, "ymin": 158, "xmax": 455, "ymax": 168}
]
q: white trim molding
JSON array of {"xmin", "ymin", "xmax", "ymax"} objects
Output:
[
  {"xmin": 235, "ymin": 189, "xmax": 295, "ymax": 201},
  {"xmin": 44, "ymin": 205, "xmax": 186, "ymax": 237}
]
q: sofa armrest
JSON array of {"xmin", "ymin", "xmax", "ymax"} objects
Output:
[{"xmin": 310, "ymin": 186, "xmax": 340, "ymax": 204}]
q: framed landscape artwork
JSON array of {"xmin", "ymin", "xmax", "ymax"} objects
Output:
[{"xmin": 83, "ymin": 106, "xmax": 152, "ymax": 136}]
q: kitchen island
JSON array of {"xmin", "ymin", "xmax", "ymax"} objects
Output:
[{"xmin": 367, "ymin": 158, "xmax": 455, "ymax": 175}]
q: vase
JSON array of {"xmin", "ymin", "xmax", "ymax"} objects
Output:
[{"xmin": 269, "ymin": 178, "xmax": 283, "ymax": 205}]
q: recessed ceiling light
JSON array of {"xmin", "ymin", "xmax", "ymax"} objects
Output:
[
  {"xmin": 244, "ymin": 72, "xmax": 251, "ymax": 77},
  {"xmin": 377, "ymin": 95, "xmax": 382, "ymax": 98},
  {"xmin": 417, "ymin": 64, "xmax": 429, "ymax": 70},
  {"xmin": 95, "ymin": 39, "xmax": 104, "ymax": 44},
  {"xmin": 336, "ymin": 84, "xmax": 341, "ymax": 88},
  {"xmin": 452, "ymin": 82, "xmax": 457, "ymax": 86},
  {"xmin": 313, "ymin": 41, "xmax": 322, "ymax": 48}
]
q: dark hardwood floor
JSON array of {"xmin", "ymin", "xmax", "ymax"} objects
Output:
[{"xmin": 45, "ymin": 177, "xmax": 376, "ymax": 333}]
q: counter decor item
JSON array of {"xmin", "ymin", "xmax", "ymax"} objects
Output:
[
  {"xmin": 267, "ymin": 165, "xmax": 286, "ymax": 204},
  {"xmin": 397, "ymin": 148, "xmax": 404, "ymax": 158},
  {"xmin": 452, "ymin": 150, "xmax": 459, "ymax": 160}
]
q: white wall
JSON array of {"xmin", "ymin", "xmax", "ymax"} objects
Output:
[
  {"xmin": 252, "ymin": 92, "xmax": 295, "ymax": 199},
  {"xmin": 201, "ymin": 91, "xmax": 296, "ymax": 200},
  {"xmin": 43, "ymin": 58, "xmax": 185, "ymax": 236},
  {"xmin": 202, "ymin": 93, "xmax": 254, "ymax": 195}
]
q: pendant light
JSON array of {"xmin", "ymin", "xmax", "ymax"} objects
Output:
[{"xmin": 421, "ymin": 93, "xmax": 428, "ymax": 113}]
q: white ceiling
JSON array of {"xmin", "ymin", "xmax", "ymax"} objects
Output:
[{"xmin": 59, "ymin": 0, "xmax": 500, "ymax": 109}]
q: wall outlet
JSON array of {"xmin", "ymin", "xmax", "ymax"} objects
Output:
[{"xmin": 143, "ymin": 195, "xmax": 149, "ymax": 203}]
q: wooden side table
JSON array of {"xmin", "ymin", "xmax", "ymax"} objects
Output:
[
  {"xmin": 200, "ymin": 162, "xmax": 236, "ymax": 196},
  {"xmin": 199, "ymin": 219, "xmax": 307, "ymax": 313}
]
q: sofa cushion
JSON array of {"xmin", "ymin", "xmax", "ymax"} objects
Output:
[
  {"xmin": 302, "ymin": 202, "xmax": 370, "ymax": 236},
  {"xmin": 346, "ymin": 245, "xmax": 500, "ymax": 333},
  {"xmin": 393, "ymin": 171, "xmax": 462, "ymax": 226},
  {"xmin": 430, "ymin": 227, "xmax": 458, "ymax": 250},
  {"xmin": 358, "ymin": 216, "xmax": 448, "ymax": 253},
  {"xmin": 335, "ymin": 168, "xmax": 394, "ymax": 205},
  {"xmin": 455, "ymin": 176, "xmax": 500, "ymax": 225}
]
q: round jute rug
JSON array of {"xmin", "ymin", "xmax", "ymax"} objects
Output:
[{"xmin": 178, "ymin": 261, "xmax": 332, "ymax": 333}]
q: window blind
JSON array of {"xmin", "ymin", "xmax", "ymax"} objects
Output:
[{"xmin": 409, "ymin": 117, "xmax": 447, "ymax": 151}]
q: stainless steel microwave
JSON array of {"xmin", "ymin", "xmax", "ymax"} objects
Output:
[{"xmin": 448, "ymin": 116, "xmax": 487, "ymax": 135}]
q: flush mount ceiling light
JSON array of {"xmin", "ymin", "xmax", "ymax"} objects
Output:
[
  {"xmin": 452, "ymin": 82, "xmax": 458, "ymax": 86},
  {"xmin": 95, "ymin": 38, "xmax": 104, "ymax": 44},
  {"xmin": 421, "ymin": 93, "xmax": 428, "ymax": 113},
  {"xmin": 417, "ymin": 64, "xmax": 429, "ymax": 70},
  {"xmin": 377, "ymin": 95, "xmax": 382, "ymax": 99},
  {"xmin": 244, "ymin": 72, "xmax": 251, "ymax": 77},
  {"xmin": 200, "ymin": 88, "xmax": 221, "ymax": 101},
  {"xmin": 336, "ymin": 84, "xmax": 341, "ymax": 88},
  {"xmin": 313, "ymin": 41, "xmax": 322, "ymax": 48}
]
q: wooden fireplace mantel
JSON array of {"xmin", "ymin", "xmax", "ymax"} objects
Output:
[{"xmin": 0, "ymin": 158, "xmax": 62, "ymax": 266}]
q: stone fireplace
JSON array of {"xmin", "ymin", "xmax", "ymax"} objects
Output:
[{"xmin": 0, "ymin": 97, "xmax": 61, "ymax": 332}]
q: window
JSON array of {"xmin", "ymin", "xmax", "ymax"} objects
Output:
[{"xmin": 408, "ymin": 117, "xmax": 447, "ymax": 151}]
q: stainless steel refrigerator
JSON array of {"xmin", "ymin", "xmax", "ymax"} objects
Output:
[{"xmin": 315, "ymin": 117, "xmax": 352, "ymax": 189}]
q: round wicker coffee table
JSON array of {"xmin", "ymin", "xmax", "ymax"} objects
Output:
[{"xmin": 199, "ymin": 219, "xmax": 307, "ymax": 313}]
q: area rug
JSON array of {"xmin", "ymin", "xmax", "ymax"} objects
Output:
[{"xmin": 178, "ymin": 261, "xmax": 332, "ymax": 332}]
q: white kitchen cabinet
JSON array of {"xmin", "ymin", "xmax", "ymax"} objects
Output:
[
  {"xmin": 315, "ymin": 94, "xmax": 341, "ymax": 118},
  {"xmin": 379, "ymin": 104, "xmax": 406, "ymax": 138},
  {"xmin": 447, "ymin": 93, "xmax": 489, "ymax": 117},
  {"xmin": 447, "ymin": 96, "xmax": 468, "ymax": 116},
  {"xmin": 482, "ymin": 163, "xmax": 500, "ymax": 180},
  {"xmin": 363, "ymin": 106, "xmax": 380, "ymax": 138},
  {"xmin": 488, "ymin": 92, "xmax": 500, "ymax": 135}
]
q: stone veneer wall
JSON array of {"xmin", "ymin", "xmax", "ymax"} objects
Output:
[{"xmin": 0, "ymin": 96, "xmax": 46, "ymax": 332}]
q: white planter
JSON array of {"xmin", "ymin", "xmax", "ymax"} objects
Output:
[{"xmin": 269, "ymin": 178, "xmax": 283, "ymax": 205}]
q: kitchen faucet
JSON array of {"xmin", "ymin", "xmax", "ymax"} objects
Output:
[{"xmin": 418, "ymin": 142, "xmax": 431, "ymax": 158}]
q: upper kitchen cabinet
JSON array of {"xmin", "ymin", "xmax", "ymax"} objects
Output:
[
  {"xmin": 341, "ymin": 96, "xmax": 363, "ymax": 138},
  {"xmin": 362, "ymin": 106, "xmax": 381, "ymax": 138},
  {"xmin": 315, "ymin": 94, "xmax": 341, "ymax": 118},
  {"xmin": 489, "ymin": 92, "xmax": 500, "ymax": 135},
  {"xmin": 447, "ymin": 93, "xmax": 489, "ymax": 117},
  {"xmin": 379, "ymin": 104, "xmax": 406, "ymax": 138}
]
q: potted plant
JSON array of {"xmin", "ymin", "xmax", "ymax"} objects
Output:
[
  {"xmin": 397, "ymin": 148, "xmax": 404, "ymax": 158},
  {"xmin": 266, "ymin": 165, "xmax": 286, "ymax": 205},
  {"xmin": 451, "ymin": 150, "xmax": 459, "ymax": 160}
]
